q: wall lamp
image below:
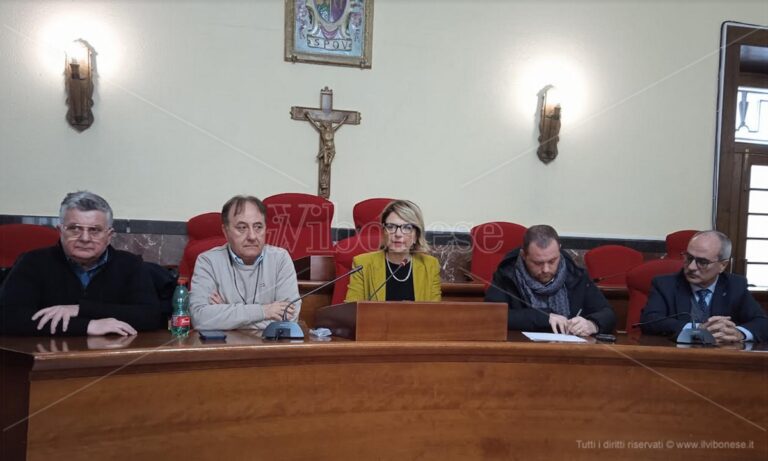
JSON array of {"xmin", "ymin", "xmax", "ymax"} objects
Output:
[
  {"xmin": 65, "ymin": 39, "xmax": 95, "ymax": 132},
  {"xmin": 537, "ymin": 85, "xmax": 561, "ymax": 164}
]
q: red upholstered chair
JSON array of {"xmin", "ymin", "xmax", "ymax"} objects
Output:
[
  {"xmin": 329, "ymin": 198, "xmax": 393, "ymax": 304},
  {"xmin": 0, "ymin": 224, "xmax": 59, "ymax": 268},
  {"xmin": 584, "ymin": 245, "xmax": 644, "ymax": 288},
  {"xmin": 625, "ymin": 258, "xmax": 683, "ymax": 332},
  {"xmin": 331, "ymin": 230, "xmax": 383, "ymax": 305},
  {"xmin": 263, "ymin": 193, "xmax": 334, "ymax": 260},
  {"xmin": 665, "ymin": 229, "xmax": 698, "ymax": 259},
  {"xmin": 353, "ymin": 198, "xmax": 394, "ymax": 230},
  {"xmin": 469, "ymin": 222, "xmax": 527, "ymax": 287},
  {"xmin": 177, "ymin": 212, "xmax": 225, "ymax": 282}
]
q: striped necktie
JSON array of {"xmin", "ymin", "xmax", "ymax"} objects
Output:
[{"xmin": 696, "ymin": 289, "xmax": 711, "ymax": 320}]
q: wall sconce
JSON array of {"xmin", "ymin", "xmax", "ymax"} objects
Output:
[
  {"xmin": 65, "ymin": 39, "xmax": 95, "ymax": 132},
  {"xmin": 537, "ymin": 85, "xmax": 561, "ymax": 164}
]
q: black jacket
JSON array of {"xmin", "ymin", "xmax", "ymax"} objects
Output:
[
  {"xmin": 485, "ymin": 249, "xmax": 616, "ymax": 333},
  {"xmin": 0, "ymin": 244, "xmax": 166, "ymax": 335},
  {"xmin": 639, "ymin": 270, "xmax": 768, "ymax": 341}
]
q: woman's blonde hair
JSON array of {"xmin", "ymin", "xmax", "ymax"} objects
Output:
[{"xmin": 379, "ymin": 200, "xmax": 430, "ymax": 253}]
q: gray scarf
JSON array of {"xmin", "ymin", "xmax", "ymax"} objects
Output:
[{"xmin": 513, "ymin": 254, "xmax": 570, "ymax": 317}]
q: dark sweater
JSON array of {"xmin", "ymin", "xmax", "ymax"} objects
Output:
[
  {"xmin": 485, "ymin": 249, "xmax": 616, "ymax": 333},
  {"xmin": 0, "ymin": 244, "xmax": 166, "ymax": 335}
]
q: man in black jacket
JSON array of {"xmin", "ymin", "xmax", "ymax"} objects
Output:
[
  {"xmin": 0, "ymin": 191, "xmax": 166, "ymax": 336},
  {"xmin": 485, "ymin": 225, "xmax": 616, "ymax": 335},
  {"xmin": 640, "ymin": 230, "xmax": 767, "ymax": 343}
]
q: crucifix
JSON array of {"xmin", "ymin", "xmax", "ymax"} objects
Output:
[{"xmin": 291, "ymin": 87, "xmax": 361, "ymax": 198}]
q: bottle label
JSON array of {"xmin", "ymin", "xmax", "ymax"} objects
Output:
[{"xmin": 171, "ymin": 315, "xmax": 191, "ymax": 327}]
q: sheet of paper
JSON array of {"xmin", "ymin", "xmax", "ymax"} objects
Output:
[{"xmin": 523, "ymin": 332, "xmax": 588, "ymax": 343}]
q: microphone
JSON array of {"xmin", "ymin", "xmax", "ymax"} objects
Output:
[
  {"xmin": 631, "ymin": 312, "xmax": 690, "ymax": 328},
  {"xmin": 591, "ymin": 270, "xmax": 633, "ymax": 284},
  {"xmin": 368, "ymin": 259, "xmax": 408, "ymax": 301},
  {"xmin": 631, "ymin": 311, "xmax": 715, "ymax": 346},
  {"xmin": 262, "ymin": 265, "xmax": 364, "ymax": 340}
]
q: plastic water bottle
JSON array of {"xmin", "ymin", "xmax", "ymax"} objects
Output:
[{"xmin": 171, "ymin": 284, "xmax": 191, "ymax": 337}]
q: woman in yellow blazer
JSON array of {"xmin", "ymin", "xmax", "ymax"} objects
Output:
[{"xmin": 345, "ymin": 200, "xmax": 442, "ymax": 302}]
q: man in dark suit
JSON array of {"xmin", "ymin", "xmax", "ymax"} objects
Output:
[{"xmin": 640, "ymin": 230, "xmax": 767, "ymax": 343}]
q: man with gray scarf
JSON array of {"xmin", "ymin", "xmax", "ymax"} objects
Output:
[{"xmin": 485, "ymin": 225, "xmax": 615, "ymax": 335}]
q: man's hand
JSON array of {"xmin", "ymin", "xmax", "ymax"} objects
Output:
[
  {"xmin": 549, "ymin": 313, "xmax": 569, "ymax": 334},
  {"xmin": 701, "ymin": 316, "xmax": 745, "ymax": 343},
  {"xmin": 31, "ymin": 305, "xmax": 80, "ymax": 334},
  {"xmin": 86, "ymin": 318, "xmax": 137, "ymax": 336},
  {"xmin": 567, "ymin": 316, "xmax": 598, "ymax": 337},
  {"xmin": 263, "ymin": 302, "xmax": 295, "ymax": 321},
  {"xmin": 209, "ymin": 291, "xmax": 226, "ymax": 304}
]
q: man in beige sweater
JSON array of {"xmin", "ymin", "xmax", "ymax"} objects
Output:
[{"xmin": 189, "ymin": 196, "xmax": 300, "ymax": 331}]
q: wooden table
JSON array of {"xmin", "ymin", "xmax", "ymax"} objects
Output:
[{"xmin": 2, "ymin": 331, "xmax": 766, "ymax": 460}]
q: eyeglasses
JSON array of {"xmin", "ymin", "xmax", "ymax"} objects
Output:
[
  {"xmin": 62, "ymin": 224, "xmax": 110, "ymax": 239},
  {"xmin": 682, "ymin": 252, "xmax": 725, "ymax": 269},
  {"xmin": 383, "ymin": 223, "xmax": 415, "ymax": 235}
]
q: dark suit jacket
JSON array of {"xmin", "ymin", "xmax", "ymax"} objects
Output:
[{"xmin": 639, "ymin": 270, "xmax": 768, "ymax": 342}]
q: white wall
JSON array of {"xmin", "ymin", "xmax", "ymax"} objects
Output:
[{"xmin": 1, "ymin": 0, "xmax": 766, "ymax": 238}]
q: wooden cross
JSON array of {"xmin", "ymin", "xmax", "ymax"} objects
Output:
[{"xmin": 291, "ymin": 87, "xmax": 361, "ymax": 199}]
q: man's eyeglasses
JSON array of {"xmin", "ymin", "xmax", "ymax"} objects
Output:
[
  {"xmin": 62, "ymin": 224, "xmax": 110, "ymax": 239},
  {"xmin": 383, "ymin": 223, "xmax": 415, "ymax": 235},
  {"xmin": 682, "ymin": 252, "xmax": 725, "ymax": 269}
]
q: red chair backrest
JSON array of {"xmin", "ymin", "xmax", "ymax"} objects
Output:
[
  {"xmin": 353, "ymin": 198, "xmax": 395, "ymax": 230},
  {"xmin": 187, "ymin": 212, "xmax": 223, "ymax": 241},
  {"xmin": 178, "ymin": 212, "xmax": 225, "ymax": 281},
  {"xmin": 181, "ymin": 236, "xmax": 227, "ymax": 286},
  {"xmin": 470, "ymin": 222, "xmax": 527, "ymax": 287},
  {"xmin": 665, "ymin": 230, "xmax": 698, "ymax": 259},
  {"xmin": 0, "ymin": 224, "xmax": 59, "ymax": 267},
  {"xmin": 584, "ymin": 245, "xmax": 644, "ymax": 288},
  {"xmin": 626, "ymin": 258, "xmax": 683, "ymax": 331},
  {"xmin": 331, "ymin": 228, "xmax": 382, "ymax": 305},
  {"xmin": 263, "ymin": 193, "xmax": 334, "ymax": 260}
]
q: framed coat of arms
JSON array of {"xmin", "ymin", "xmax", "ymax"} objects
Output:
[{"xmin": 284, "ymin": 0, "xmax": 374, "ymax": 68}]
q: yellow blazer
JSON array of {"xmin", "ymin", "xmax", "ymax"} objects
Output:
[{"xmin": 345, "ymin": 251, "xmax": 442, "ymax": 302}]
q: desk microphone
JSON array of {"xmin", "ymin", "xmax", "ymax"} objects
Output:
[
  {"xmin": 368, "ymin": 259, "xmax": 408, "ymax": 301},
  {"xmin": 591, "ymin": 270, "xmax": 633, "ymax": 283},
  {"xmin": 262, "ymin": 265, "xmax": 364, "ymax": 340},
  {"xmin": 631, "ymin": 312, "xmax": 715, "ymax": 346}
]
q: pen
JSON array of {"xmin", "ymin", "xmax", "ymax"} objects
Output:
[{"xmin": 565, "ymin": 309, "xmax": 583, "ymax": 336}]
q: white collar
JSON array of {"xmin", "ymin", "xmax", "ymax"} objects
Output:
[{"xmin": 228, "ymin": 245, "xmax": 264, "ymax": 267}]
